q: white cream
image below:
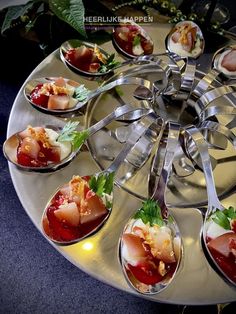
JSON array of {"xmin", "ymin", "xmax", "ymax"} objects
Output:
[
  {"xmin": 205, "ymin": 219, "xmax": 232, "ymax": 239},
  {"xmin": 169, "ymin": 36, "xmax": 202, "ymax": 58},
  {"xmin": 45, "ymin": 128, "xmax": 71, "ymax": 160},
  {"xmin": 132, "ymin": 43, "xmax": 144, "ymax": 56}
]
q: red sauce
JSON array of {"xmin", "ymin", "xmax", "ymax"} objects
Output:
[
  {"xmin": 114, "ymin": 24, "xmax": 153, "ymax": 57},
  {"xmin": 30, "ymin": 84, "xmax": 49, "ymax": 107},
  {"xmin": 17, "ymin": 139, "xmax": 60, "ymax": 167},
  {"xmin": 206, "ymin": 237, "xmax": 236, "ymax": 283},
  {"xmin": 43, "ymin": 191, "xmax": 109, "ymax": 242},
  {"xmin": 125, "ymin": 236, "xmax": 177, "ymax": 285},
  {"xmin": 127, "ymin": 261, "xmax": 177, "ymax": 285}
]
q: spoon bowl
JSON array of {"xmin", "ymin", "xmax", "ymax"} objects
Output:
[
  {"xmin": 3, "ymin": 105, "xmax": 153, "ymax": 173},
  {"xmin": 213, "ymin": 45, "xmax": 236, "ymax": 80},
  {"xmin": 41, "ymin": 118, "xmax": 156, "ymax": 244},
  {"xmin": 166, "ymin": 20, "xmax": 205, "ymax": 60},
  {"xmin": 119, "ymin": 122, "xmax": 183, "ymax": 294},
  {"xmin": 60, "ymin": 39, "xmax": 116, "ymax": 77},
  {"xmin": 112, "ymin": 19, "xmax": 154, "ymax": 59},
  {"xmin": 24, "ymin": 76, "xmax": 90, "ymax": 116},
  {"xmin": 188, "ymin": 45, "xmax": 236, "ymax": 105},
  {"xmin": 166, "ymin": 21, "xmax": 205, "ymax": 98},
  {"xmin": 24, "ymin": 76, "xmax": 154, "ymax": 117}
]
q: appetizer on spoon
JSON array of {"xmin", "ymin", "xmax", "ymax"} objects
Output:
[
  {"xmin": 24, "ymin": 76, "xmax": 153, "ymax": 116},
  {"xmin": 24, "ymin": 77, "xmax": 89, "ymax": 112},
  {"xmin": 42, "ymin": 119, "xmax": 155, "ymax": 244},
  {"xmin": 3, "ymin": 104, "xmax": 152, "ymax": 173},
  {"xmin": 185, "ymin": 126, "xmax": 236, "ymax": 287},
  {"xmin": 166, "ymin": 21, "xmax": 205, "ymax": 95},
  {"xmin": 119, "ymin": 122, "xmax": 182, "ymax": 294},
  {"xmin": 112, "ymin": 19, "xmax": 154, "ymax": 59},
  {"xmin": 60, "ymin": 39, "xmax": 120, "ymax": 76}
]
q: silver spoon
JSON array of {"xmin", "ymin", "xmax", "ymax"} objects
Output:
[
  {"xmin": 185, "ymin": 126, "xmax": 236, "ymax": 287},
  {"xmin": 166, "ymin": 20, "xmax": 205, "ymax": 96},
  {"xmin": 3, "ymin": 104, "xmax": 153, "ymax": 173},
  {"xmin": 60, "ymin": 39, "xmax": 114, "ymax": 77},
  {"xmin": 41, "ymin": 118, "xmax": 155, "ymax": 245},
  {"xmin": 24, "ymin": 76, "xmax": 153, "ymax": 116},
  {"xmin": 60, "ymin": 39, "xmax": 160, "ymax": 78},
  {"xmin": 119, "ymin": 122, "xmax": 183, "ymax": 294},
  {"xmin": 187, "ymin": 45, "xmax": 236, "ymax": 104},
  {"xmin": 112, "ymin": 19, "xmax": 154, "ymax": 59}
]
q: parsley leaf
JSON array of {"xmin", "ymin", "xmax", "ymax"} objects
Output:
[
  {"xmin": 210, "ymin": 206, "xmax": 236, "ymax": 230},
  {"xmin": 134, "ymin": 199, "xmax": 165, "ymax": 227},
  {"xmin": 57, "ymin": 121, "xmax": 89, "ymax": 150},
  {"xmin": 99, "ymin": 53, "xmax": 121, "ymax": 73},
  {"xmin": 223, "ymin": 206, "xmax": 236, "ymax": 220},
  {"xmin": 133, "ymin": 35, "xmax": 141, "ymax": 47},
  {"xmin": 89, "ymin": 172, "xmax": 114, "ymax": 197},
  {"xmin": 212, "ymin": 211, "xmax": 231, "ymax": 230},
  {"xmin": 73, "ymin": 85, "xmax": 89, "ymax": 101}
]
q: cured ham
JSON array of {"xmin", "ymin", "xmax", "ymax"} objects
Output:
[{"xmin": 221, "ymin": 48, "xmax": 236, "ymax": 72}]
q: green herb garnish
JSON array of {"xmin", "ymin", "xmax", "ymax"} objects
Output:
[
  {"xmin": 89, "ymin": 172, "xmax": 114, "ymax": 197},
  {"xmin": 133, "ymin": 35, "xmax": 141, "ymax": 47},
  {"xmin": 73, "ymin": 85, "xmax": 89, "ymax": 101},
  {"xmin": 211, "ymin": 206, "xmax": 236, "ymax": 230},
  {"xmin": 99, "ymin": 53, "xmax": 121, "ymax": 73},
  {"xmin": 57, "ymin": 121, "xmax": 89, "ymax": 150},
  {"xmin": 134, "ymin": 199, "xmax": 165, "ymax": 227}
]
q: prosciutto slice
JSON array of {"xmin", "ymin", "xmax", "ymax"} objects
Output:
[{"xmin": 221, "ymin": 49, "xmax": 236, "ymax": 72}]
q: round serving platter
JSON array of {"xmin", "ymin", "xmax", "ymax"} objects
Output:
[{"xmin": 7, "ymin": 24, "xmax": 236, "ymax": 304}]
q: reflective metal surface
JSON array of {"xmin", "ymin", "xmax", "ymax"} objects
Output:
[{"xmin": 7, "ymin": 23, "xmax": 236, "ymax": 304}]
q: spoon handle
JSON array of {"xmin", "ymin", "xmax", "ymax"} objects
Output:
[
  {"xmin": 151, "ymin": 122, "xmax": 180, "ymax": 218},
  {"xmin": 76, "ymin": 77, "xmax": 152, "ymax": 110},
  {"xmin": 106, "ymin": 116, "xmax": 157, "ymax": 174},
  {"xmin": 195, "ymin": 84, "xmax": 236, "ymax": 116},
  {"xmin": 185, "ymin": 126, "xmax": 222, "ymax": 211},
  {"xmin": 180, "ymin": 58, "xmax": 196, "ymax": 95},
  {"xmin": 188, "ymin": 68, "xmax": 220, "ymax": 102},
  {"xmin": 87, "ymin": 104, "xmax": 152, "ymax": 136}
]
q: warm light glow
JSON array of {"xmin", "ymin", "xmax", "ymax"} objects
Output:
[
  {"xmin": 81, "ymin": 241, "xmax": 94, "ymax": 251},
  {"xmin": 184, "ymin": 237, "xmax": 195, "ymax": 246}
]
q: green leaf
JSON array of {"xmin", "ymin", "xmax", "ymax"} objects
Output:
[
  {"xmin": 134, "ymin": 199, "xmax": 165, "ymax": 227},
  {"xmin": 57, "ymin": 121, "xmax": 89, "ymax": 150},
  {"xmin": 70, "ymin": 130, "xmax": 89, "ymax": 150},
  {"xmin": 89, "ymin": 172, "xmax": 114, "ymax": 197},
  {"xmin": 49, "ymin": 0, "xmax": 86, "ymax": 37},
  {"xmin": 223, "ymin": 206, "xmax": 236, "ymax": 220},
  {"xmin": 98, "ymin": 52, "xmax": 120, "ymax": 73},
  {"xmin": 1, "ymin": 1, "xmax": 37, "ymax": 34},
  {"xmin": 212, "ymin": 210, "xmax": 231, "ymax": 230},
  {"xmin": 133, "ymin": 35, "xmax": 141, "ymax": 47},
  {"xmin": 103, "ymin": 172, "xmax": 115, "ymax": 195},
  {"xmin": 57, "ymin": 121, "xmax": 80, "ymax": 141},
  {"xmin": 73, "ymin": 85, "xmax": 89, "ymax": 101}
]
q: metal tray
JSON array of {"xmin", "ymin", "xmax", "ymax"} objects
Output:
[{"xmin": 7, "ymin": 24, "xmax": 236, "ymax": 305}]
